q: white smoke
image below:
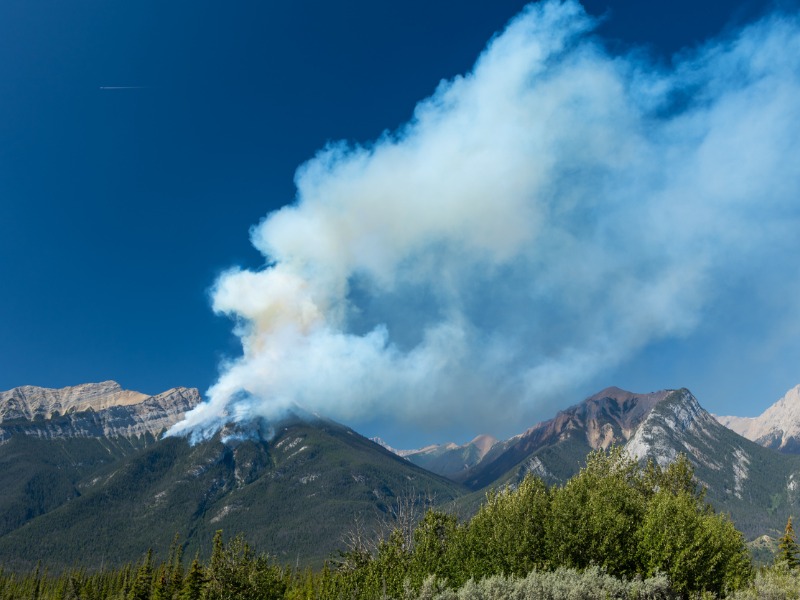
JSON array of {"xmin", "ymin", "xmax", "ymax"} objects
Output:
[{"xmin": 169, "ymin": 0, "xmax": 800, "ymax": 441}]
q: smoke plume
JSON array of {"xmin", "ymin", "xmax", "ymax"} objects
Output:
[{"xmin": 169, "ymin": 0, "xmax": 800, "ymax": 441}]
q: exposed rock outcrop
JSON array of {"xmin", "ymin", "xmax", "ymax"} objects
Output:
[
  {"xmin": 0, "ymin": 381, "xmax": 202, "ymax": 440},
  {"xmin": 716, "ymin": 385, "xmax": 800, "ymax": 453}
]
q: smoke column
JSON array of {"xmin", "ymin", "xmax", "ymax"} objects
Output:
[{"xmin": 169, "ymin": 0, "xmax": 800, "ymax": 441}]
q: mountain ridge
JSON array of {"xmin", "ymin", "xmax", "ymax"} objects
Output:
[
  {"xmin": 456, "ymin": 386, "xmax": 672, "ymax": 489},
  {"xmin": 0, "ymin": 381, "xmax": 202, "ymax": 440},
  {"xmin": 0, "ymin": 383, "xmax": 465, "ymax": 570},
  {"xmin": 716, "ymin": 384, "xmax": 800, "ymax": 452},
  {"xmin": 3, "ymin": 379, "xmax": 800, "ymax": 569}
]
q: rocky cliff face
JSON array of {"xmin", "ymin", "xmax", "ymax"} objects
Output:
[
  {"xmin": 0, "ymin": 382, "xmax": 202, "ymax": 440},
  {"xmin": 625, "ymin": 388, "xmax": 800, "ymax": 538},
  {"xmin": 716, "ymin": 385, "xmax": 800, "ymax": 452},
  {"xmin": 519, "ymin": 386, "xmax": 671, "ymax": 452},
  {"xmin": 457, "ymin": 387, "xmax": 671, "ymax": 489},
  {"xmin": 626, "ymin": 389, "xmax": 724, "ymax": 469}
]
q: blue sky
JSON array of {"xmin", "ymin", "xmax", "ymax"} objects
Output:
[{"xmin": 2, "ymin": 0, "xmax": 799, "ymax": 447}]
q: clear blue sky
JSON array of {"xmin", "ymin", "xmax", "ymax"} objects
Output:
[{"xmin": 2, "ymin": 0, "xmax": 798, "ymax": 447}]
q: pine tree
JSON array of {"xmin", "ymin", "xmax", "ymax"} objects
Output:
[
  {"xmin": 180, "ymin": 555, "xmax": 205, "ymax": 600},
  {"xmin": 151, "ymin": 569, "xmax": 170, "ymax": 600},
  {"xmin": 128, "ymin": 549, "xmax": 154, "ymax": 600},
  {"xmin": 170, "ymin": 535, "xmax": 185, "ymax": 593},
  {"xmin": 778, "ymin": 516, "xmax": 800, "ymax": 568}
]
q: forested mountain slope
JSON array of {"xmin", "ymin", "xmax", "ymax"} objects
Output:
[
  {"xmin": 0, "ymin": 409, "xmax": 463, "ymax": 570},
  {"xmin": 0, "ymin": 382, "xmax": 199, "ymax": 544},
  {"xmin": 453, "ymin": 387, "xmax": 800, "ymax": 540},
  {"xmin": 3, "ymin": 380, "xmax": 800, "ymax": 572}
]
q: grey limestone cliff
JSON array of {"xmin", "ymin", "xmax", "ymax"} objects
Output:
[{"xmin": 0, "ymin": 381, "xmax": 202, "ymax": 440}]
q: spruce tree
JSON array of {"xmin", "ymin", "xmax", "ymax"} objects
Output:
[
  {"xmin": 128, "ymin": 549, "xmax": 153, "ymax": 600},
  {"xmin": 180, "ymin": 555, "xmax": 205, "ymax": 600},
  {"xmin": 778, "ymin": 516, "xmax": 800, "ymax": 568}
]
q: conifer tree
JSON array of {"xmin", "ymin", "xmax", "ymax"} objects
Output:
[
  {"xmin": 170, "ymin": 536, "xmax": 185, "ymax": 592},
  {"xmin": 31, "ymin": 562, "xmax": 41, "ymax": 600},
  {"xmin": 151, "ymin": 569, "xmax": 170, "ymax": 600},
  {"xmin": 180, "ymin": 555, "xmax": 205, "ymax": 600},
  {"xmin": 128, "ymin": 549, "xmax": 153, "ymax": 600},
  {"xmin": 778, "ymin": 516, "xmax": 800, "ymax": 568}
]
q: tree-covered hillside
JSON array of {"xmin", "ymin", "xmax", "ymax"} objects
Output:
[
  {"xmin": 0, "ymin": 416, "xmax": 463, "ymax": 571},
  {"xmin": 0, "ymin": 447, "xmax": 763, "ymax": 599}
]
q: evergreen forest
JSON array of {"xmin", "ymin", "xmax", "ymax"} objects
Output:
[{"xmin": 2, "ymin": 448, "xmax": 799, "ymax": 599}]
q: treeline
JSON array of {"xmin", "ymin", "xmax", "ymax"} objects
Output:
[
  {"xmin": 0, "ymin": 448, "xmax": 760, "ymax": 599},
  {"xmin": 327, "ymin": 448, "xmax": 751, "ymax": 598}
]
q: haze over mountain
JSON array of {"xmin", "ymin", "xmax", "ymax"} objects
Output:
[
  {"xmin": 372, "ymin": 434, "xmax": 507, "ymax": 479},
  {"xmin": 716, "ymin": 384, "xmax": 800, "ymax": 453}
]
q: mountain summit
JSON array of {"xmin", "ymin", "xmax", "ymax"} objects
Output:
[
  {"xmin": 0, "ymin": 381, "xmax": 463, "ymax": 570},
  {"xmin": 716, "ymin": 384, "xmax": 800, "ymax": 452},
  {"xmin": 0, "ymin": 381, "xmax": 201, "ymax": 440},
  {"xmin": 457, "ymin": 386, "xmax": 672, "ymax": 489}
]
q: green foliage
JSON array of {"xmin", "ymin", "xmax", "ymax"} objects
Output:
[
  {"xmin": 201, "ymin": 531, "xmax": 285, "ymax": 600},
  {"xmin": 321, "ymin": 447, "xmax": 751, "ymax": 598},
  {"xmin": 0, "ymin": 448, "xmax": 756, "ymax": 599},
  {"xmin": 777, "ymin": 516, "xmax": 800, "ymax": 569},
  {"xmin": 410, "ymin": 511, "xmax": 459, "ymax": 587},
  {"xmin": 460, "ymin": 475, "xmax": 550, "ymax": 582},
  {"xmin": 640, "ymin": 490, "xmax": 752, "ymax": 595},
  {"xmin": 180, "ymin": 556, "xmax": 205, "ymax": 600},
  {"xmin": 128, "ymin": 549, "xmax": 153, "ymax": 600},
  {"xmin": 0, "ymin": 422, "xmax": 464, "ymax": 571},
  {"xmin": 547, "ymin": 447, "xmax": 646, "ymax": 577}
]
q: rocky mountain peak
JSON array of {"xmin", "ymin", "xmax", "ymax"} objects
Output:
[
  {"xmin": 621, "ymin": 387, "xmax": 800, "ymax": 537},
  {"xmin": 625, "ymin": 389, "xmax": 717, "ymax": 466},
  {"xmin": 517, "ymin": 386, "xmax": 673, "ymax": 452},
  {"xmin": 716, "ymin": 384, "xmax": 800, "ymax": 452},
  {"xmin": 0, "ymin": 380, "xmax": 149, "ymax": 422},
  {"xmin": 469, "ymin": 434, "xmax": 499, "ymax": 458},
  {"xmin": 0, "ymin": 382, "xmax": 203, "ymax": 441}
]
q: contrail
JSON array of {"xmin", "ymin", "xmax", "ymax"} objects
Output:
[{"xmin": 99, "ymin": 86, "xmax": 147, "ymax": 90}]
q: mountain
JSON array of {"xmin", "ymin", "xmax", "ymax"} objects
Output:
[
  {"xmin": 0, "ymin": 381, "xmax": 201, "ymax": 542},
  {"xmin": 4, "ymin": 380, "xmax": 800, "ymax": 570},
  {"xmin": 373, "ymin": 434, "xmax": 507, "ymax": 479},
  {"xmin": 716, "ymin": 384, "xmax": 800, "ymax": 452},
  {"xmin": 452, "ymin": 386, "xmax": 800, "ymax": 540},
  {"xmin": 0, "ymin": 381, "xmax": 201, "ymax": 440},
  {"xmin": 626, "ymin": 388, "xmax": 800, "ymax": 538},
  {"xmin": 402, "ymin": 434, "xmax": 503, "ymax": 480},
  {"xmin": 0, "ymin": 384, "xmax": 464, "ymax": 570},
  {"xmin": 457, "ymin": 387, "xmax": 670, "ymax": 490}
]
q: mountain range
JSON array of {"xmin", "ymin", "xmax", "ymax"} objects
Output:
[{"xmin": 1, "ymin": 380, "xmax": 800, "ymax": 570}]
